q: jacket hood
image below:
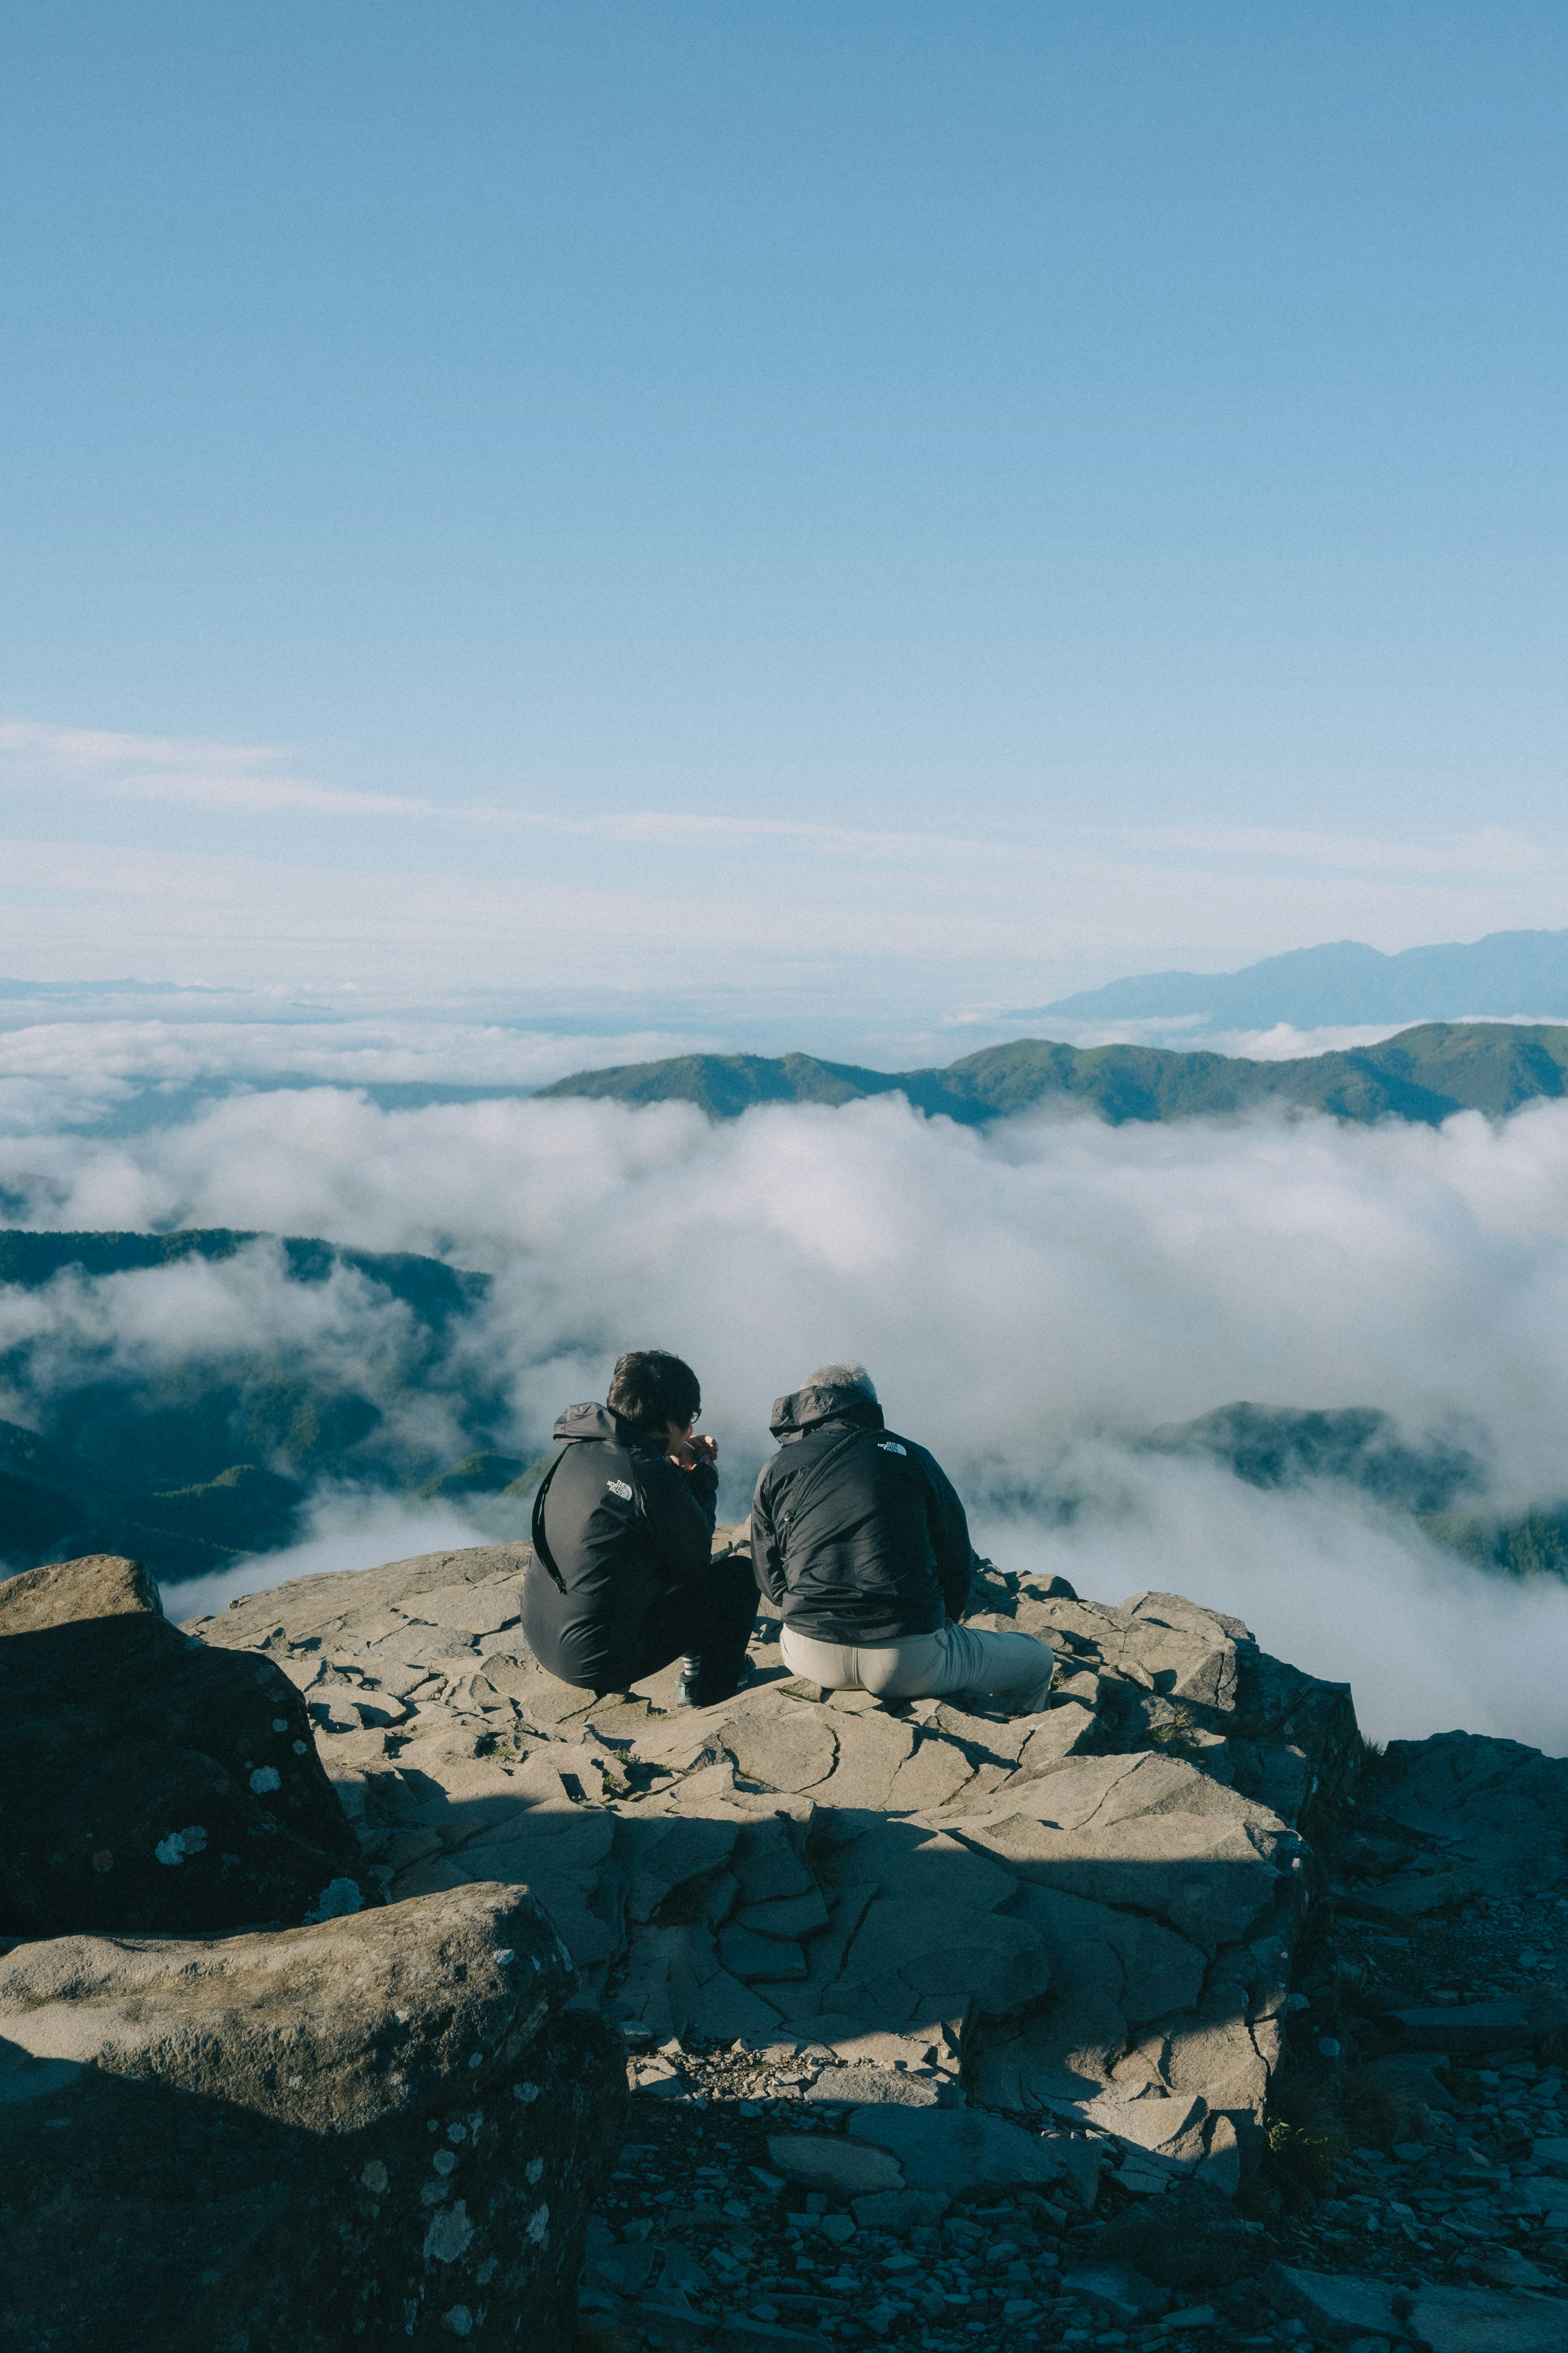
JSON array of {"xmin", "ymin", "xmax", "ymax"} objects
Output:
[
  {"xmin": 768, "ymin": 1384, "xmax": 886, "ymax": 1442},
  {"xmin": 552, "ymin": 1401, "xmax": 645, "ymax": 1445}
]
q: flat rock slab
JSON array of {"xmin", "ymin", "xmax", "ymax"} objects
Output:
[
  {"xmin": 801, "ymin": 2064, "xmax": 941, "ymax": 2108},
  {"xmin": 1385, "ymin": 2001, "xmax": 1533, "ymax": 2054},
  {"xmin": 1412, "ymin": 2284, "xmax": 1568, "ymax": 2353},
  {"xmin": 1059, "ymin": 2262, "xmax": 1168, "ymax": 2323},
  {"xmin": 401, "ymin": 1582, "xmax": 523, "ymax": 1635},
  {"xmin": 846, "ymin": 2103, "xmax": 1069, "ymax": 2198},
  {"xmin": 0, "ymin": 1550, "xmax": 161, "ymax": 1630},
  {"xmin": 1264, "ymin": 2264, "xmax": 1402, "ymax": 2342},
  {"xmin": 766, "ymin": 2134, "xmax": 903, "ymax": 2195}
]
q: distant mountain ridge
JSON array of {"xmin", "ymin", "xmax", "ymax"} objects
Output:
[
  {"xmin": 535, "ymin": 1020, "xmax": 1568, "ymax": 1127},
  {"xmin": 1034, "ymin": 926, "xmax": 1568, "ymax": 1028}
]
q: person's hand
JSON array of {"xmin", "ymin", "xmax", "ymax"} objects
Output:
[{"xmin": 674, "ymin": 1431, "xmax": 717, "ymax": 1473}]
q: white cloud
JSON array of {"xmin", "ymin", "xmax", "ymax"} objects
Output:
[
  {"xmin": 1142, "ymin": 821, "xmax": 1561, "ymax": 882},
  {"xmin": 3, "ymin": 1078, "xmax": 1568, "ymax": 1750}
]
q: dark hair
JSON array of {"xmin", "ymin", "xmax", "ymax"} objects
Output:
[{"xmin": 606, "ymin": 1349, "xmax": 701, "ymax": 1435}]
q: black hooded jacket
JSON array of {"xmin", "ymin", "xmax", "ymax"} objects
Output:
[
  {"xmin": 520, "ymin": 1402, "xmax": 718, "ymax": 1688},
  {"xmin": 750, "ymin": 1379, "xmax": 974, "ymax": 1645}
]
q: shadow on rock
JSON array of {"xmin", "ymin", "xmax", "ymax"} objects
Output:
[
  {"xmin": 0, "ymin": 1552, "xmax": 381, "ymax": 1934},
  {"xmin": 0, "ymin": 1881, "xmax": 625, "ymax": 2352}
]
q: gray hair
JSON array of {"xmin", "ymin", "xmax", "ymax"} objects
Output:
[{"xmin": 804, "ymin": 1361, "xmax": 878, "ymax": 1403}]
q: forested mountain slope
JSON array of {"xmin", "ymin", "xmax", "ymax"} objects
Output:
[{"xmin": 537, "ymin": 1021, "xmax": 1568, "ymax": 1126}]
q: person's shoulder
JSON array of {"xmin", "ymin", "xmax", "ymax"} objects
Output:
[
  {"xmin": 870, "ymin": 1426, "xmax": 919, "ymax": 1459},
  {"xmin": 878, "ymin": 1429, "xmax": 949, "ymax": 1480},
  {"xmin": 753, "ymin": 1448, "xmax": 786, "ymax": 1504}
]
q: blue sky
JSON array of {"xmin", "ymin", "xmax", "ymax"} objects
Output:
[{"xmin": 3, "ymin": 4, "xmax": 1566, "ymax": 1047}]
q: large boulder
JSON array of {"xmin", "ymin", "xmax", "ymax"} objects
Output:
[
  {"xmin": 0, "ymin": 1550, "xmax": 163, "ymax": 1628},
  {"xmin": 0, "ymin": 1552, "xmax": 380, "ymax": 1935},
  {"xmin": 0, "ymin": 1880, "xmax": 626, "ymax": 2351},
  {"xmin": 1367, "ymin": 1728, "xmax": 1568, "ymax": 1899}
]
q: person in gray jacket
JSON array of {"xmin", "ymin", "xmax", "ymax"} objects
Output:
[{"xmin": 751, "ymin": 1363, "xmax": 1055, "ymax": 1709}]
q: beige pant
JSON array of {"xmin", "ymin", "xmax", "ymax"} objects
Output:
[{"xmin": 779, "ymin": 1619, "xmax": 1056, "ymax": 1709}]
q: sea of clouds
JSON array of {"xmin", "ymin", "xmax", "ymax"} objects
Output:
[{"xmin": 4, "ymin": 1069, "xmax": 1568, "ymax": 1751}]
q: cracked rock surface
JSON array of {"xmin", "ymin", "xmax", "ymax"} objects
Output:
[
  {"xmin": 177, "ymin": 1532, "xmax": 1568, "ymax": 2351},
  {"xmin": 194, "ymin": 1535, "xmax": 1355, "ymax": 2195}
]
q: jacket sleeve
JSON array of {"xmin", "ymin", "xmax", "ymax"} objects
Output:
[
  {"xmin": 750, "ymin": 1464, "xmax": 785, "ymax": 1610},
  {"xmin": 640, "ymin": 1453, "xmax": 717, "ymax": 1586},
  {"xmin": 921, "ymin": 1449, "xmax": 976, "ymax": 1622}
]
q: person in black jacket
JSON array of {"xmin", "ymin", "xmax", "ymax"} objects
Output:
[
  {"xmin": 521, "ymin": 1349, "xmax": 758, "ymax": 1707},
  {"xmin": 751, "ymin": 1363, "xmax": 1056, "ymax": 1710}
]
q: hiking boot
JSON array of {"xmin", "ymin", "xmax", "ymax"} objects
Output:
[{"xmin": 677, "ymin": 1661, "xmax": 756, "ymax": 1710}]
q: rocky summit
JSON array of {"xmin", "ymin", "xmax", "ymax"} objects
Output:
[
  {"xmin": 196, "ymin": 1537, "xmax": 1361, "ymax": 2198},
  {"xmin": 3, "ymin": 1537, "xmax": 1566, "ymax": 2352}
]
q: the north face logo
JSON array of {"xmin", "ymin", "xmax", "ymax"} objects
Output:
[
  {"xmin": 606, "ymin": 1478, "xmax": 633, "ymax": 1501},
  {"xmin": 877, "ymin": 1441, "xmax": 908, "ymax": 1456}
]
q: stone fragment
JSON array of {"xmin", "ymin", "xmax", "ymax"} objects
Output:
[
  {"xmin": 829, "ymin": 1823, "xmax": 1016, "ymax": 1913},
  {"xmin": 719, "ymin": 1924, "xmax": 809, "ymax": 1983},
  {"xmin": 805, "ymin": 2020, "xmax": 947, "ymax": 2070},
  {"xmin": 1058, "ymin": 2262, "xmax": 1167, "ymax": 2324},
  {"xmin": 621, "ymin": 1815, "xmax": 741, "ymax": 1924},
  {"xmin": 814, "ymin": 1711, "xmax": 916, "ymax": 1811},
  {"xmin": 1263, "ymin": 2266, "xmax": 1401, "ymax": 2342},
  {"xmin": 971, "ymin": 1753, "xmax": 1288, "ymax": 1953},
  {"xmin": 850, "ymin": 2188, "xmax": 950, "ymax": 2229},
  {"xmin": 0, "ymin": 1551, "xmax": 161, "ymax": 1630},
  {"xmin": 1343, "ymin": 1869, "xmax": 1474, "ymax": 1923},
  {"xmin": 802, "ymin": 2065, "xmax": 940, "ymax": 2108},
  {"xmin": 766, "ymin": 1885, "xmax": 877, "ymax": 2023},
  {"xmin": 845, "ymin": 2105, "xmax": 1065, "ymax": 2197},
  {"xmin": 610, "ymin": 1922, "xmax": 782, "ymax": 2044},
  {"xmin": 972, "ymin": 1879, "xmax": 1207, "ymax": 2118},
  {"xmin": 735, "ymin": 1887, "xmax": 829, "ymax": 1938},
  {"xmin": 766, "ymin": 2135, "xmax": 904, "ymax": 2195},
  {"xmin": 733, "ymin": 1819, "xmax": 816, "ymax": 1906},
  {"xmin": 828, "ymin": 1897, "xmax": 1050, "ymax": 2021},
  {"xmin": 192, "ymin": 1543, "xmax": 532, "ymax": 1654},
  {"xmin": 725, "ymin": 1709, "xmax": 838, "ymax": 1795},
  {"xmin": 1385, "ymin": 2002, "xmax": 1532, "ymax": 2054},
  {"xmin": 883, "ymin": 1732, "xmax": 976, "ymax": 1811},
  {"xmin": 584, "ymin": 2241, "xmax": 659, "ymax": 2296},
  {"xmin": 638, "ymin": 2241, "xmax": 713, "ymax": 2320},
  {"xmin": 1091, "ymin": 2181, "xmax": 1254, "ymax": 2290},
  {"xmin": 1412, "ymin": 2284, "xmax": 1568, "ymax": 2353}
]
